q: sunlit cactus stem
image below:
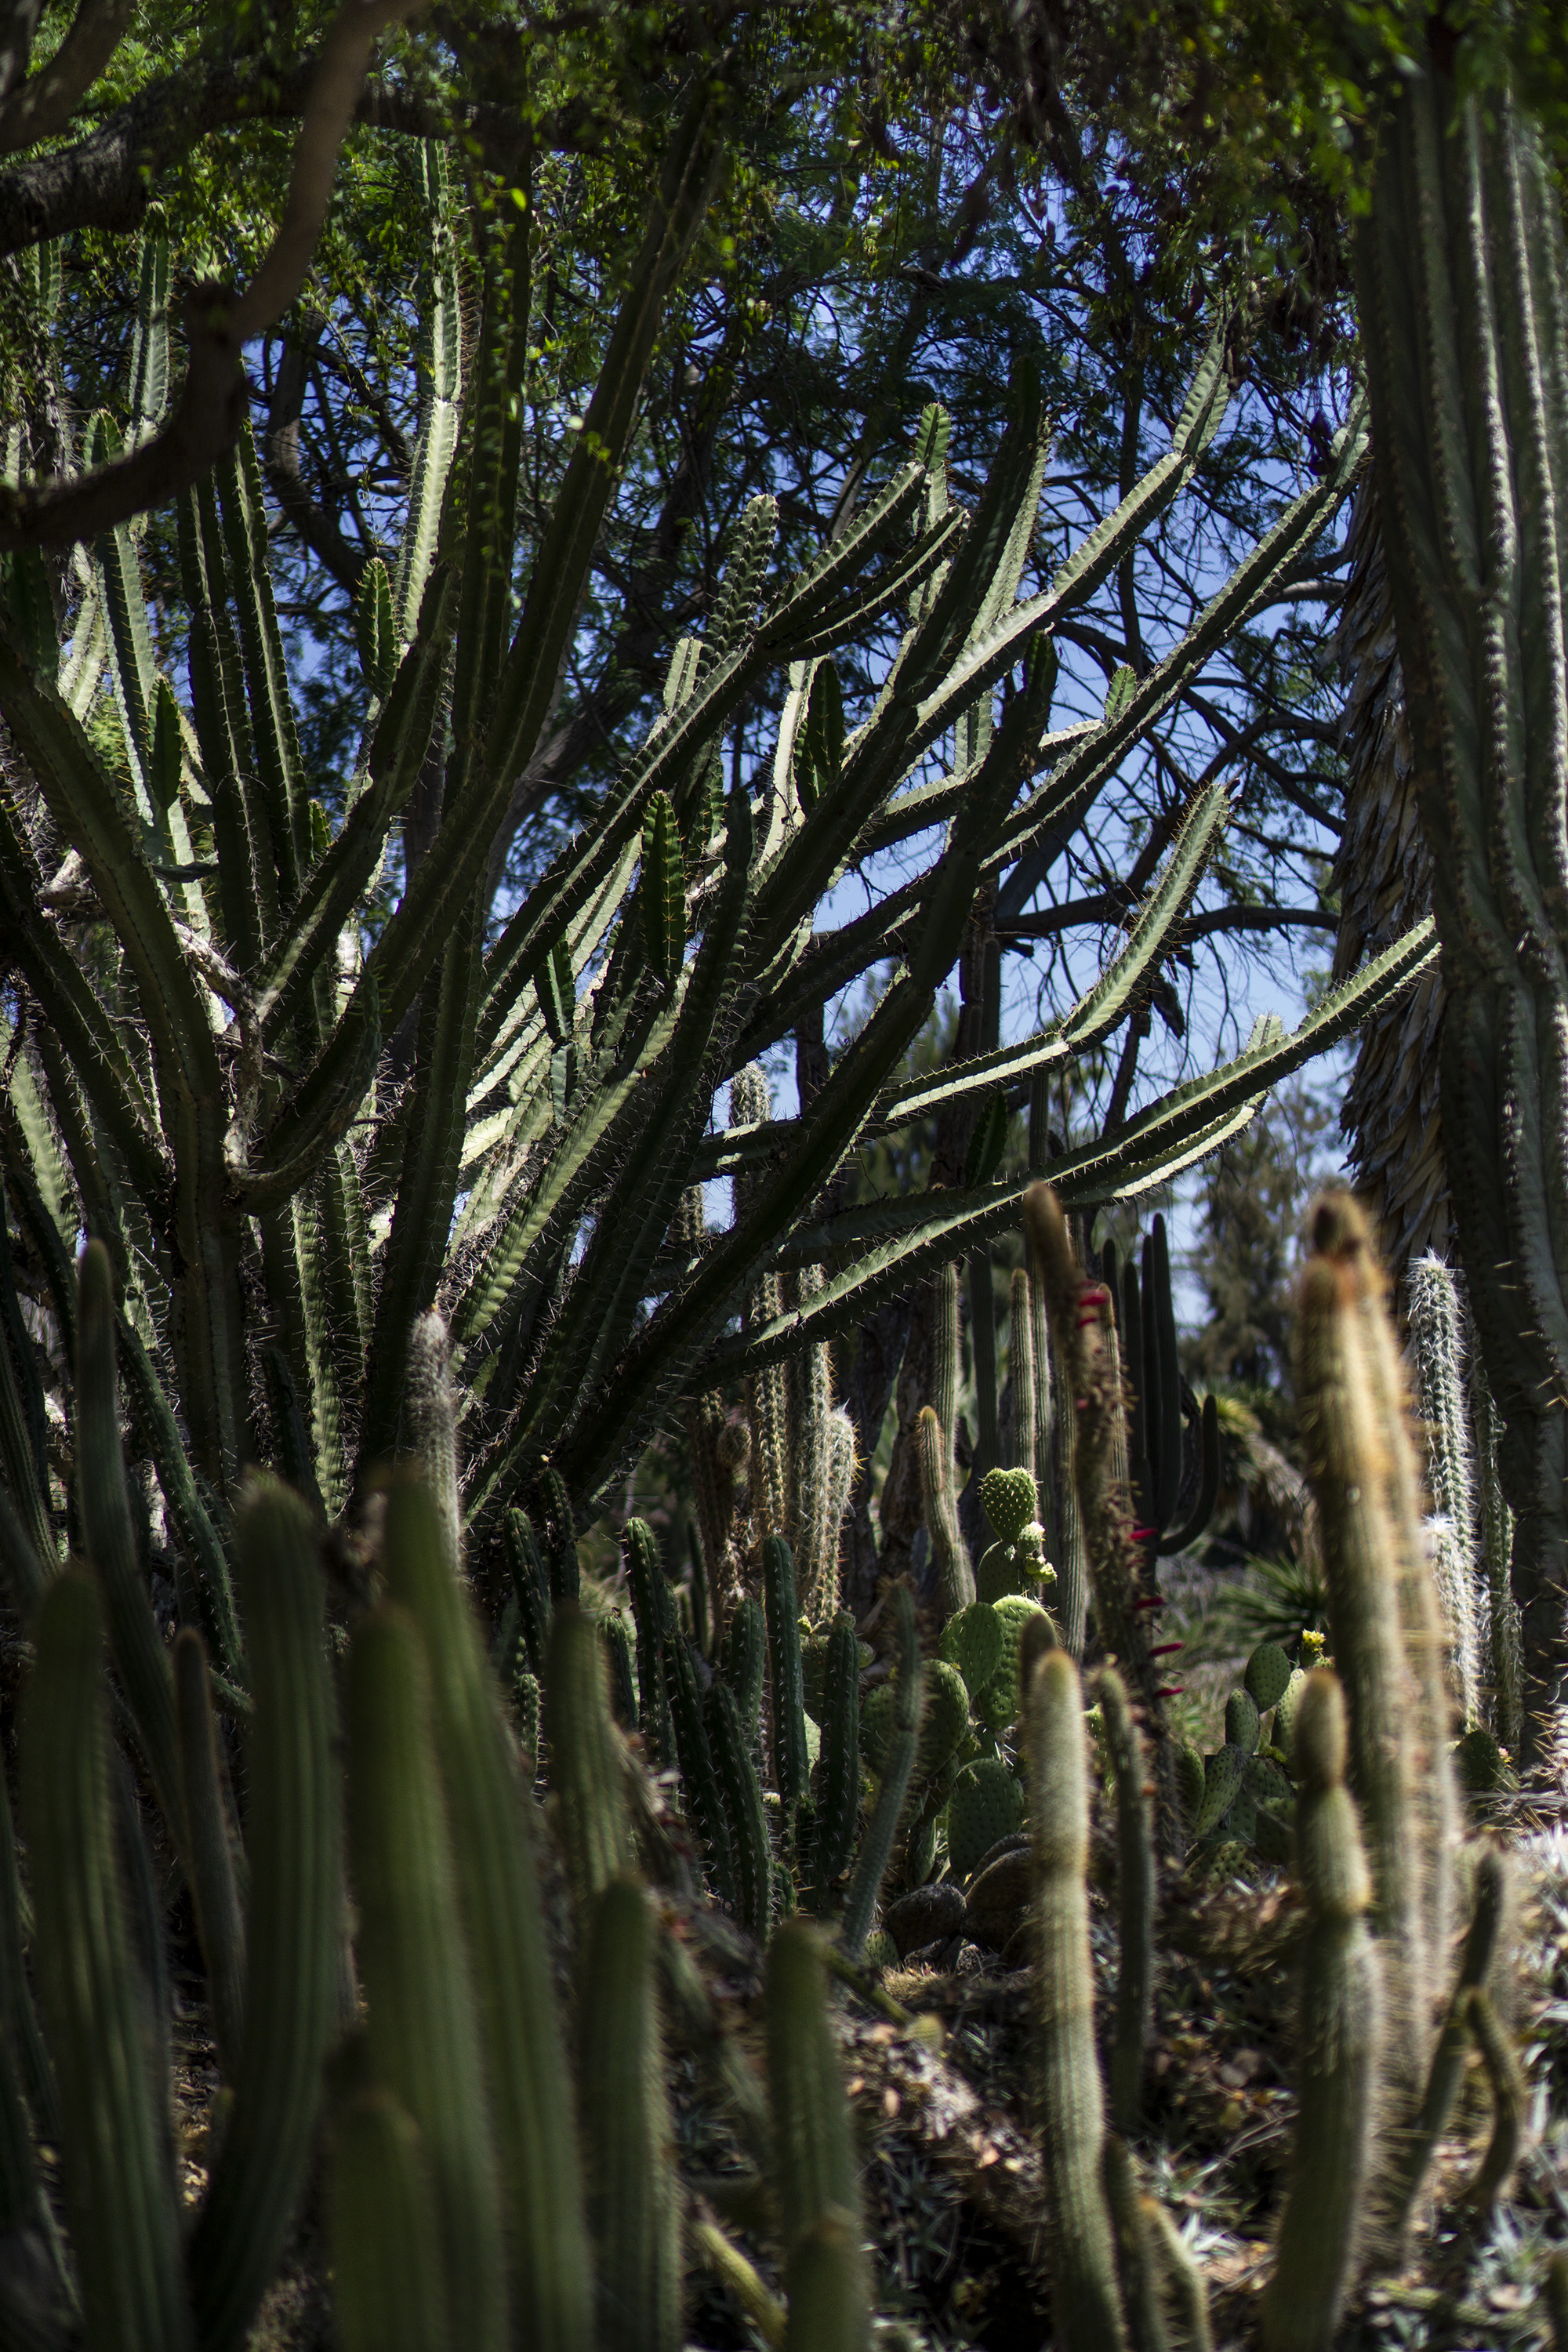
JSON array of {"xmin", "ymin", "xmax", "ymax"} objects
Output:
[{"xmin": 1027, "ymin": 1645, "xmax": 1129, "ymax": 2352}]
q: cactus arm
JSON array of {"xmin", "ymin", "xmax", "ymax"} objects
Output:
[
  {"xmin": 1386, "ymin": 1847, "xmax": 1505, "ymax": 2237},
  {"xmin": 752, "ymin": 379, "xmax": 1051, "ymax": 965},
  {"xmin": 344, "ymin": 1602, "xmax": 506, "ymax": 2352},
  {"xmin": 20, "ymin": 1566, "xmax": 194, "ymax": 2352},
  {"xmin": 113, "ymin": 1308, "xmax": 241, "ymax": 1673},
  {"xmin": 1260, "ymin": 1674, "xmax": 1381, "ymax": 2352},
  {"xmin": 507, "ymin": 787, "xmax": 757, "ymax": 1457},
  {"xmin": 1057, "ymin": 780, "xmax": 1231, "ymax": 1050},
  {"xmin": 173, "ymin": 1629, "xmax": 246, "ymax": 2080},
  {"xmin": 326, "ymin": 2088, "xmax": 445, "ymax": 2352},
  {"xmin": 255, "ymin": 558, "xmax": 459, "ymax": 1044},
  {"xmin": 355, "ymin": 915, "xmax": 479, "ymax": 1474},
  {"xmin": 390, "ymin": 143, "xmax": 463, "ymax": 654},
  {"xmin": 666, "ymin": 1621, "xmax": 739, "ymax": 1906},
  {"xmin": 381, "ymin": 1483, "xmax": 595, "ymax": 2352},
  {"xmin": 347, "ymin": 89, "xmax": 721, "ymax": 1076},
  {"xmin": 621, "ymin": 1516, "xmax": 673, "ymax": 1765},
  {"xmin": 706, "ymin": 1680, "xmax": 771, "ymax": 1943},
  {"xmin": 1462, "ymin": 1986, "xmax": 1526, "ymax": 2220},
  {"xmin": 994, "ymin": 398, "xmax": 1369, "ymax": 873},
  {"xmin": 0, "ymin": 1750, "xmax": 60, "ymax": 2194},
  {"xmin": 841, "ymin": 1586, "xmax": 920, "ymax": 1959},
  {"xmin": 783, "ymin": 2218, "xmax": 870, "ymax": 2352},
  {"xmin": 0, "ymin": 1175, "xmax": 53, "ymax": 1577},
  {"xmin": 177, "ymin": 477, "xmax": 274, "ymax": 967},
  {"xmin": 1156, "ymin": 1393, "xmax": 1221, "ymax": 1559},
  {"xmin": 74, "ymin": 1240, "xmax": 185, "ymax": 1845},
  {"xmin": 691, "ymin": 2213, "xmax": 787, "ymax": 2350},
  {"xmin": 1294, "ymin": 1199, "xmax": 1430, "ymax": 2084},
  {"xmin": 765, "ymin": 1921, "xmax": 865, "ymax": 2259},
  {"xmin": 855, "ymin": 720, "xmax": 1097, "ymax": 862},
  {"xmin": 1098, "ymin": 1670, "xmax": 1156, "ymax": 2132},
  {"xmin": 1027, "ymin": 1646, "xmax": 1129, "ymax": 2352},
  {"xmin": 1102, "ymin": 2138, "xmax": 1173, "ymax": 2352},
  {"xmin": 761, "ymin": 1530, "xmax": 809, "ymax": 1818},
  {"xmin": 0, "ymin": 793, "xmax": 168, "ymax": 1199},
  {"xmin": 215, "ymin": 427, "xmax": 310, "ymax": 906},
  {"xmin": 579, "ymin": 1879, "xmax": 682, "ymax": 2352},
  {"xmin": 185, "ymin": 1476, "xmax": 343, "ymax": 2352},
  {"xmin": 545, "ymin": 1604, "xmax": 635, "ymax": 1907},
  {"xmin": 811, "ymin": 1610, "xmax": 862, "ymax": 1901},
  {"xmin": 1142, "ymin": 2201, "xmax": 1214, "ymax": 2352},
  {"xmin": 546, "ymin": 637, "xmax": 1058, "ymax": 1502},
  {"xmin": 232, "ymin": 978, "xmax": 382, "ymax": 1214},
  {"xmin": 700, "ymin": 942, "xmax": 1428, "ymax": 1396}
]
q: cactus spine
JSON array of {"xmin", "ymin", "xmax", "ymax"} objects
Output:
[
  {"xmin": 1027, "ymin": 1646, "xmax": 1128, "ymax": 2352},
  {"xmin": 579, "ymin": 1878, "xmax": 681, "ymax": 2352},
  {"xmin": 1260, "ymin": 1672, "xmax": 1382, "ymax": 2352}
]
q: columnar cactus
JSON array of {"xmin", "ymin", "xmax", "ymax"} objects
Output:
[
  {"xmin": 1294, "ymin": 1192, "xmax": 1454, "ymax": 2093},
  {"xmin": 1355, "ymin": 48, "xmax": 1568, "ymax": 1742},
  {"xmin": 1026, "ymin": 1645, "xmax": 1130, "ymax": 2352},
  {"xmin": 1260, "ymin": 1672, "xmax": 1383, "ymax": 2352}
]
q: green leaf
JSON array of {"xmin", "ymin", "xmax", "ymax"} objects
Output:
[{"xmin": 1104, "ymin": 664, "xmax": 1135, "ymax": 724}]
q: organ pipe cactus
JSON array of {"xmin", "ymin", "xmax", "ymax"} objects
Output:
[
  {"xmin": 1259, "ymin": 1672, "xmax": 1383, "ymax": 2352},
  {"xmin": 0, "ymin": 153, "xmax": 1430, "ymax": 1630},
  {"xmin": 1355, "ymin": 49, "xmax": 1568, "ymax": 1744}
]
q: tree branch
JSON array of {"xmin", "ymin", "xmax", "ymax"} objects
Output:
[
  {"xmin": 0, "ymin": 0, "xmax": 423, "ymax": 550},
  {"xmin": 0, "ymin": 0, "xmax": 135, "ymax": 154}
]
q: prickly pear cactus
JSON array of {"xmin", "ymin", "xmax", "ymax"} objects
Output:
[{"xmin": 949, "ymin": 1758, "xmax": 1026, "ymax": 1883}]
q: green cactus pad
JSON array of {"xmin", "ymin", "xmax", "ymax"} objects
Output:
[
  {"xmin": 905, "ymin": 1813, "xmax": 938, "ymax": 1889},
  {"xmin": 939, "ymin": 1602, "xmax": 1004, "ymax": 1699},
  {"xmin": 1245, "ymin": 1754, "xmax": 1294, "ymax": 1815},
  {"xmin": 862, "ymin": 1662, "xmax": 967, "ymax": 1780},
  {"xmin": 974, "ymin": 1595, "xmax": 1053, "ymax": 1729},
  {"xmin": 949, "ymin": 1759, "xmax": 1026, "ymax": 1883},
  {"xmin": 1175, "ymin": 1744, "xmax": 1207, "ymax": 1818},
  {"xmin": 1244, "ymin": 1641, "xmax": 1294, "ymax": 1715},
  {"xmin": 976, "ymin": 1540, "xmax": 1027, "ymax": 1602},
  {"xmin": 918, "ymin": 1661, "xmax": 971, "ymax": 1780},
  {"xmin": 862, "ymin": 1928, "xmax": 898, "ymax": 1970},
  {"xmin": 1272, "ymin": 1667, "xmax": 1309, "ymax": 1763},
  {"xmin": 979, "ymin": 1466, "xmax": 1039, "ymax": 1544},
  {"xmin": 1224, "ymin": 1688, "xmax": 1261, "ymax": 1755},
  {"xmin": 1194, "ymin": 1741, "xmax": 1247, "ymax": 1836}
]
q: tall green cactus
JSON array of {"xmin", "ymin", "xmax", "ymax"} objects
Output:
[
  {"xmin": 1260, "ymin": 1672, "xmax": 1382, "ymax": 2352},
  {"xmin": 580, "ymin": 1878, "xmax": 682, "ymax": 2352},
  {"xmin": 1026, "ymin": 1645, "xmax": 1129, "ymax": 2352},
  {"xmin": 1354, "ymin": 49, "xmax": 1568, "ymax": 1745},
  {"xmin": 1294, "ymin": 1192, "xmax": 1455, "ymax": 2096},
  {"xmin": 767, "ymin": 1921, "xmax": 870, "ymax": 2349}
]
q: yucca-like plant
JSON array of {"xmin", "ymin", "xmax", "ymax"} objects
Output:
[{"xmin": 0, "ymin": 108, "xmax": 1432, "ymax": 1641}]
